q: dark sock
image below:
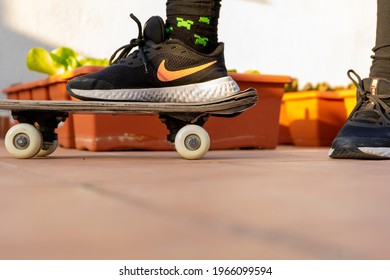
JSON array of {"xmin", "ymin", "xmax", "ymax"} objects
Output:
[
  {"xmin": 165, "ymin": 0, "xmax": 221, "ymax": 53},
  {"xmin": 370, "ymin": 0, "xmax": 390, "ymax": 80}
]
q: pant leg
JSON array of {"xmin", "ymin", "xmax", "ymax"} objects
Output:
[
  {"xmin": 166, "ymin": 0, "xmax": 221, "ymax": 17},
  {"xmin": 165, "ymin": 0, "xmax": 222, "ymax": 53},
  {"xmin": 370, "ymin": 0, "xmax": 390, "ymax": 79}
]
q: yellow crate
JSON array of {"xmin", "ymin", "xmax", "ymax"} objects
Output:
[{"xmin": 279, "ymin": 91, "xmax": 349, "ymax": 146}]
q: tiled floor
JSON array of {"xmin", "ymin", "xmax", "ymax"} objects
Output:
[{"xmin": 0, "ymin": 142, "xmax": 389, "ymax": 260}]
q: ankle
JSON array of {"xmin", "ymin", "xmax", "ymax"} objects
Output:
[{"xmin": 165, "ymin": 16, "xmax": 218, "ymax": 53}]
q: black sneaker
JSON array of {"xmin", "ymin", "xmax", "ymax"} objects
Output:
[
  {"xmin": 66, "ymin": 14, "xmax": 239, "ymax": 102},
  {"xmin": 328, "ymin": 70, "xmax": 390, "ymax": 159}
]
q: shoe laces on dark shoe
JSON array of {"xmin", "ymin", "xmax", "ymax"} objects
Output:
[
  {"xmin": 347, "ymin": 70, "xmax": 390, "ymax": 126},
  {"xmin": 109, "ymin": 13, "xmax": 165, "ymax": 73}
]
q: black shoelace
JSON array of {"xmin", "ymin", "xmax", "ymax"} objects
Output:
[
  {"xmin": 348, "ymin": 69, "xmax": 390, "ymax": 124},
  {"xmin": 109, "ymin": 14, "xmax": 149, "ymax": 73}
]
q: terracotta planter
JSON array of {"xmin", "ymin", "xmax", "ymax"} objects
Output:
[
  {"xmin": 2, "ymin": 66, "xmax": 105, "ymax": 148},
  {"xmin": 0, "ymin": 116, "xmax": 9, "ymax": 139},
  {"xmin": 73, "ymin": 73, "xmax": 291, "ymax": 151},
  {"xmin": 73, "ymin": 114, "xmax": 171, "ymax": 151},
  {"xmin": 279, "ymin": 91, "xmax": 350, "ymax": 146},
  {"xmin": 216, "ymin": 73, "xmax": 291, "ymax": 149}
]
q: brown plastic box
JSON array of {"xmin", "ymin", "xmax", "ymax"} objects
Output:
[{"xmin": 0, "ymin": 116, "xmax": 9, "ymax": 139}]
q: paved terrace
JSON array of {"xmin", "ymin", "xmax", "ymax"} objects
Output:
[{"xmin": 0, "ymin": 142, "xmax": 389, "ymax": 260}]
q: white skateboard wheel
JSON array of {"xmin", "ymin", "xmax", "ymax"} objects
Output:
[
  {"xmin": 174, "ymin": 125, "xmax": 210, "ymax": 160},
  {"xmin": 5, "ymin": 123, "xmax": 43, "ymax": 159},
  {"xmin": 36, "ymin": 139, "xmax": 59, "ymax": 157}
]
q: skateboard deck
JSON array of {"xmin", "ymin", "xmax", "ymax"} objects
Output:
[
  {"xmin": 0, "ymin": 88, "xmax": 257, "ymax": 116},
  {"xmin": 0, "ymin": 88, "xmax": 258, "ymax": 159}
]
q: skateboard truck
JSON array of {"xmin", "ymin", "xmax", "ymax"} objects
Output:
[
  {"xmin": 159, "ymin": 113, "xmax": 211, "ymax": 159},
  {"xmin": 10, "ymin": 110, "xmax": 68, "ymax": 157},
  {"xmin": 159, "ymin": 113, "xmax": 208, "ymax": 143}
]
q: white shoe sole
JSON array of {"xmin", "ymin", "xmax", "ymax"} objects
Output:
[{"xmin": 70, "ymin": 76, "xmax": 240, "ymax": 103}]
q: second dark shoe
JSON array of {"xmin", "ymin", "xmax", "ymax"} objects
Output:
[{"xmin": 329, "ymin": 70, "xmax": 390, "ymax": 159}]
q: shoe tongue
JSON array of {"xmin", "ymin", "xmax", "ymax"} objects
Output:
[
  {"xmin": 143, "ymin": 16, "xmax": 165, "ymax": 44},
  {"xmin": 363, "ymin": 77, "xmax": 390, "ymax": 95}
]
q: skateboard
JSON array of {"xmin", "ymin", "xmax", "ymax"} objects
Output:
[{"xmin": 0, "ymin": 88, "xmax": 257, "ymax": 160}]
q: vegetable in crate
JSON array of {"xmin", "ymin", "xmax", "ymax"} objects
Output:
[{"xmin": 26, "ymin": 46, "xmax": 109, "ymax": 76}]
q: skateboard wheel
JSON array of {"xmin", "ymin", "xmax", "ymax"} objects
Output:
[
  {"xmin": 5, "ymin": 123, "xmax": 43, "ymax": 159},
  {"xmin": 174, "ymin": 125, "xmax": 210, "ymax": 160},
  {"xmin": 36, "ymin": 139, "xmax": 59, "ymax": 157}
]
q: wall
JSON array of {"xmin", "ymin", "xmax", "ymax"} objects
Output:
[{"xmin": 0, "ymin": 0, "xmax": 376, "ymax": 97}]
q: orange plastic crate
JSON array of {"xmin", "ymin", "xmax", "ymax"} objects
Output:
[{"xmin": 279, "ymin": 91, "xmax": 350, "ymax": 146}]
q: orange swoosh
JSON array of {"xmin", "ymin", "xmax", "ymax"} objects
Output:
[{"xmin": 157, "ymin": 60, "xmax": 217, "ymax": 82}]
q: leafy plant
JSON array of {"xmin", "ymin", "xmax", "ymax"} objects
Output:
[{"xmin": 26, "ymin": 46, "xmax": 109, "ymax": 76}]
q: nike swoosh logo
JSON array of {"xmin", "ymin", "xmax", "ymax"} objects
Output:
[{"xmin": 157, "ymin": 60, "xmax": 217, "ymax": 82}]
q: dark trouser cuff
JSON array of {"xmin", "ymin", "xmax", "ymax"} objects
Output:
[{"xmin": 166, "ymin": 0, "xmax": 221, "ymax": 17}]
